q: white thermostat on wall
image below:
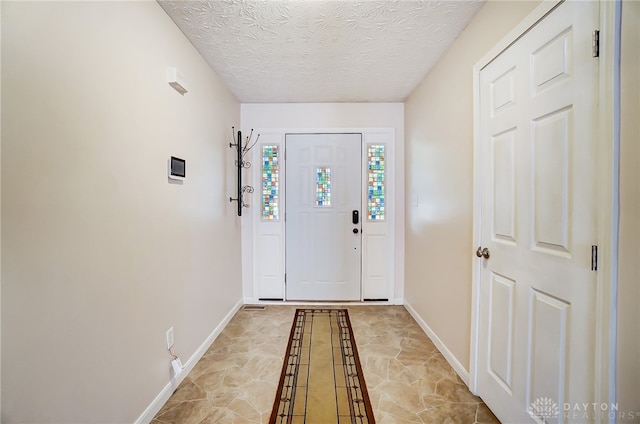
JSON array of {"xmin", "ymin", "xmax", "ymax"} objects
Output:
[{"xmin": 168, "ymin": 156, "xmax": 186, "ymax": 180}]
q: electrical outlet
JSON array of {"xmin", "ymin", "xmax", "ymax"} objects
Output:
[{"xmin": 166, "ymin": 327, "xmax": 174, "ymax": 350}]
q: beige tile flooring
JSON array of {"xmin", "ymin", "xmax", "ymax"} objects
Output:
[{"xmin": 151, "ymin": 305, "xmax": 500, "ymax": 424}]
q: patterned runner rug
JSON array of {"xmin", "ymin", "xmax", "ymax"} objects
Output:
[{"xmin": 269, "ymin": 309, "xmax": 376, "ymax": 424}]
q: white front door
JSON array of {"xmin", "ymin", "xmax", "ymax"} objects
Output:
[
  {"xmin": 476, "ymin": 1, "xmax": 598, "ymax": 422},
  {"xmin": 285, "ymin": 133, "xmax": 362, "ymax": 301}
]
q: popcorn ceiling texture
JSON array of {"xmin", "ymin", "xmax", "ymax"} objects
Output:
[{"xmin": 159, "ymin": 0, "xmax": 484, "ymax": 103}]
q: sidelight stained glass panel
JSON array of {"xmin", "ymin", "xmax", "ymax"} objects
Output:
[
  {"xmin": 367, "ymin": 145, "xmax": 385, "ymax": 220},
  {"xmin": 262, "ymin": 145, "xmax": 279, "ymax": 220},
  {"xmin": 316, "ymin": 167, "xmax": 331, "ymax": 206}
]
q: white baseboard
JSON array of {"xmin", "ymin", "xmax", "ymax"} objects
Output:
[
  {"xmin": 135, "ymin": 299, "xmax": 243, "ymax": 424},
  {"xmin": 394, "ymin": 297, "xmax": 404, "ymax": 305},
  {"xmin": 403, "ymin": 301, "xmax": 470, "ymax": 386}
]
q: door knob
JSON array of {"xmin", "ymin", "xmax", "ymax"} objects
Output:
[
  {"xmin": 476, "ymin": 247, "xmax": 490, "ymax": 259},
  {"xmin": 353, "ymin": 228, "xmax": 359, "ymax": 234}
]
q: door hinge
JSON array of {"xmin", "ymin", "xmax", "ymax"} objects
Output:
[
  {"xmin": 591, "ymin": 245, "xmax": 598, "ymax": 271},
  {"xmin": 592, "ymin": 30, "xmax": 600, "ymax": 58}
]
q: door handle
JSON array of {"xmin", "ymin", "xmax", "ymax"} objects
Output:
[{"xmin": 476, "ymin": 246, "xmax": 490, "ymax": 259}]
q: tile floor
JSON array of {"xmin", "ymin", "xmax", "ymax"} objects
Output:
[{"xmin": 151, "ymin": 305, "xmax": 500, "ymax": 424}]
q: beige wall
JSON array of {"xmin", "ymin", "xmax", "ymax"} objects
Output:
[
  {"xmin": 617, "ymin": 0, "xmax": 640, "ymax": 414},
  {"xmin": 404, "ymin": 1, "xmax": 540, "ymax": 372},
  {"xmin": 1, "ymin": 2, "xmax": 241, "ymax": 422}
]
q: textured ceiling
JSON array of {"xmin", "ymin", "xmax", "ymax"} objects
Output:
[{"xmin": 159, "ymin": 0, "xmax": 485, "ymax": 103}]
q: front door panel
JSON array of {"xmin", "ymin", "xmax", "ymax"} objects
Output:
[{"xmin": 285, "ymin": 134, "xmax": 362, "ymax": 300}]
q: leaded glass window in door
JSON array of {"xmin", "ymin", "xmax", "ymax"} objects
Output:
[
  {"xmin": 316, "ymin": 167, "xmax": 331, "ymax": 206},
  {"xmin": 367, "ymin": 145, "xmax": 385, "ymax": 220},
  {"xmin": 261, "ymin": 145, "xmax": 279, "ymax": 220}
]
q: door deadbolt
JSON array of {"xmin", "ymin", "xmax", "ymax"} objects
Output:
[
  {"xmin": 352, "ymin": 210, "xmax": 359, "ymax": 225},
  {"xmin": 353, "ymin": 228, "xmax": 359, "ymax": 234}
]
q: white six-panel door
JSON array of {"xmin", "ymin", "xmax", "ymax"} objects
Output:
[
  {"xmin": 285, "ymin": 133, "xmax": 362, "ymax": 300},
  {"xmin": 476, "ymin": 1, "xmax": 599, "ymax": 422}
]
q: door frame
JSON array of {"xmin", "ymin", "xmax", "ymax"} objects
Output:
[
  {"xmin": 469, "ymin": 0, "xmax": 619, "ymax": 412},
  {"xmin": 248, "ymin": 127, "xmax": 396, "ymax": 304}
]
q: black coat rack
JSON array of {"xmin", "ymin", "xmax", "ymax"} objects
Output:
[{"xmin": 229, "ymin": 127, "xmax": 258, "ymax": 216}]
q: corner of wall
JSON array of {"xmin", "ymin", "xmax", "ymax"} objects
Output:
[
  {"xmin": 403, "ymin": 301, "xmax": 470, "ymax": 386},
  {"xmin": 135, "ymin": 300, "xmax": 243, "ymax": 423},
  {"xmin": 403, "ymin": 0, "xmax": 541, "ymax": 379}
]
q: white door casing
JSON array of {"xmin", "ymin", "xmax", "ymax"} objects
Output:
[
  {"xmin": 285, "ymin": 133, "xmax": 362, "ymax": 301},
  {"xmin": 251, "ymin": 129, "xmax": 395, "ymax": 303},
  {"xmin": 473, "ymin": 1, "xmax": 600, "ymax": 422}
]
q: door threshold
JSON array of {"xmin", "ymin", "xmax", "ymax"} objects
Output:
[{"xmin": 254, "ymin": 299, "xmax": 394, "ymax": 306}]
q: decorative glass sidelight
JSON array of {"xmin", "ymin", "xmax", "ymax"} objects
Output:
[
  {"xmin": 261, "ymin": 145, "xmax": 279, "ymax": 220},
  {"xmin": 367, "ymin": 145, "xmax": 385, "ymax": 220},
  {"xmin": 316, "ymin": 167, "xmax": 331, "ymax": 206}
]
